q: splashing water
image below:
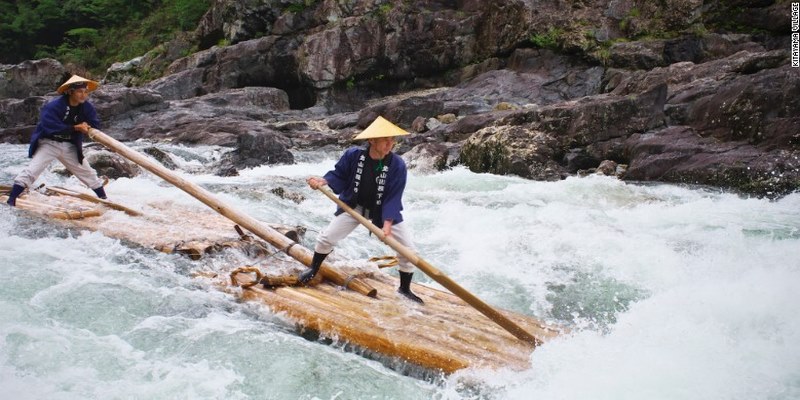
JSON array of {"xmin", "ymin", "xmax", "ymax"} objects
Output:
[{"xmin": 1, "ymin": 143, "xmax": 798, "ymax": 399}]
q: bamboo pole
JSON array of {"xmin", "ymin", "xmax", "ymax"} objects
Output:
[
  {"xmin": 86, "ymin": 128, "xmax": 376, "ymax": 297},
  {"xmin": 317, "ymin": 185, "xmax": 540, "ymax": 345}
]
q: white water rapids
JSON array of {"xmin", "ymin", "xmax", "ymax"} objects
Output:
[{"xmin": 1, "ymin": 142, "xmax": 798, "ymax": 399}]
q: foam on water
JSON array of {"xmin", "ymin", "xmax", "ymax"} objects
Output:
[
  {"xmin": 2, "ymin": 144, "xmax": 799, "ymax": 399},
  {"xmin": 427, "ymin": 175, "xmax": 800, "ymax": 400}
]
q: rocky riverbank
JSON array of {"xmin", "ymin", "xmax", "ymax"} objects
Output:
[{"xmin": 1, "ymin": 0, "xmax": 797, "ymax": 197}]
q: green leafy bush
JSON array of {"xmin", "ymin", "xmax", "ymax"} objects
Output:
[
  {"xmin": 0, "ymin": 0, "xmax": 210, "ymax": 75},
  {"xmin": 529, "ymin": 28, "xmax": 563, "ymax": 50}
]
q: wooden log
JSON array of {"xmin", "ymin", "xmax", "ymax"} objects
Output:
[
  {"xmin": 231, "ymin": 269, "xmax": 314, "ymax": 288},
  {"xmin": 47, "ymin": 208, "xmax": 104, "ymax": 220},
  {"xmin": 261, "ymin": 274, "xmax": 303, "ymax": 287},
  {"xmin": 317, "ymin": 186, "xmax": 540, "ymax": 345},
  {"xmin": 46, "ymin": 186, "xmax": 142, "ymax": 216},
  {"xmin": 86, "ymin": 128, "xmax": 376, "ymax": 297},
  {"xmin": 3, "ymin": 195, "xmax": 103, "ymax": 220}
]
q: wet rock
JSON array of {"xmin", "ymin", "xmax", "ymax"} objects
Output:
[
  {"xmin": 596, "ymin": 160, "xmax": 618, "ymax": 176},
  {"xmin": 437, "ymin": 113, "xmax": 457, "ymax": 124},
  {"xmin": 217, "ymin": 130, "xmax": 294, "ymax": 173},
  {"xmin": 103, "ymin": 57, "xmax": 143, "ymax": 86},
  {"xmin": 404, "ymin": 142, "xmax": 457, "ymax": 173},
  {"xmin": 91, "ymin": 84, "xmax": 167, "ymax": 124},
  {"xmin": 113, "ymin": 88, "xmax": 290, "ymax": 144},
  {"xmin": 0, "ymin": 97, "xmax": 46, "ymax": 140},
  {"xmin": 327, "ymin": 112, "xmax": 359, "ymax": 130},
  {"xmin": 82, "ymin": 149, "xmax": 141, "ymax": 179},
  {"xmin": 143, "ymin": 147, "xmax": 178, "ymax": 170},
  {"xmin": 623, "ymin": 126, "xmax": 800, "ymax": 197},
  {"xmin": 460, "ymin": 125, "xmax": 566, "ymax": 181},
  {"xmin": 411, "ymin": 116, "xmax": 427, "ymax": 133},
  {"xmin": 564, "ymin": 148, "xmax": 600, "ymax": 173},
  {"xmin": 0, "ymin": 59, "xmax": 66, "ymax": 98},
  {"xmin": 358, "ymin": 96, "xmax": 445, "ymax": 129},
  {"xmin": 271, "ymin": 187, "xmax": 306, "ymax": 204}
]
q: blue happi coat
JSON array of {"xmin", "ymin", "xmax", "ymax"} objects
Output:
[
  {"xmin": 323, "ymin": 146, "xmax": 407, "ymax": 226},
  {"xmin": 29, "ymin": 95, "xmax": 101, "ymax": 163}
]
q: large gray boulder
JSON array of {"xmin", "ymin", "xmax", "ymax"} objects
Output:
[{"xmin": 0, "ymin": 59, "xmax": 66, "ymax": 98}]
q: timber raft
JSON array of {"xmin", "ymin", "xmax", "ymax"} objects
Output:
[{"xmin": 1, "ymin": 132, "xmax": 561, "ymax": 375}]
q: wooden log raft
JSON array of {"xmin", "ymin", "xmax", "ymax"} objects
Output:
[
  {"xmin": 86, "ymin": 128, "xmax": 377, "ymax": 297},
  {"xmin": 5, "ymin": 179, "xmax": 560, "ymax": 375},
  {"xmin": 229, "ymin": 269, "xmax": 560, "ymax": 374}
]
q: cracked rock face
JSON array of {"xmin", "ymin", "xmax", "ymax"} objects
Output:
[{"xmin": 1, "ymin": 1, "xmax": 796, "ymax": 197}]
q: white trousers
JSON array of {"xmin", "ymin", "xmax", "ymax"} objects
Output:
[
  {"xmin": 315, "ymin": 206, "xmax": 418, "ymax": 273},
  {"xmin": 14, "ymin": 139, "xmax": 104, "ymax": 190}
]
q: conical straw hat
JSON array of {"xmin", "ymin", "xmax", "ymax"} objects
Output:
[
  {"xmin": 57, "ymin": 75, "xmax": 100, "ymax": 94},
  {"xmin": 353, "ymin": 116, "xmax": 409, "ymax": 140}
]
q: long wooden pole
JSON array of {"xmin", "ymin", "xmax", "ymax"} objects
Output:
[
  {"xmin": 317, "ymin": 186, "xmax": 540, "ymax": 345},
  {"xmin": 86, "ymin": 128, "xmax": 376, "ymax": 297}
]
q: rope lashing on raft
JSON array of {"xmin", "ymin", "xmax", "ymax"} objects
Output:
[
  {"xmin": 342, "ymin": 274, "xmax": 358, "ymax": 290},
  {"xmin": 229, "ymin": 266, "xmax": 265, "ymax": 289}
]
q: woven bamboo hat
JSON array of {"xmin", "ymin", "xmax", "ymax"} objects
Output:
[
  {"xmin": 354, "ymin": 116, "xmax": 409, "ymax": 140},
  {"xmin": 57, "ymin": 75, "xmax": 100, "ymax": 94}
]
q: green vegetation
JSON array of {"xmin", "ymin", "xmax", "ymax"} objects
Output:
[
  {"xmin": 618, "ymin": 7, "xmax": 639, "ymax": 33},
  {"xmin": 378, "ymin": 3, "xmax": 393, "ymax": 16},
  {"xmin": 368, "ymin": 2, "xmax": 393, "ymax": 20},
  {"xmin": 0, "ymin": 0, "xmax": 211, "ymax": 75},
  {"xmin": 529, "ymin": 28, "xmax": 563, "ymax": 50},
  {"xmin": 285, "ymin": 0, "xmax": 317, "ymax": 14},
  {"xmin": 592, "ymin": 46, "xmax": 613, "ymax": 66}
]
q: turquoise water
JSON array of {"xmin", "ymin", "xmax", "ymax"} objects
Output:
[{"xmin": 2, "ymin": 143, "xmax": 799, "ymax": 399}]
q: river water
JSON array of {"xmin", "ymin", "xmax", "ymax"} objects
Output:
[{"xmin": 1, "ymin": 142, "xmax": 798, "ymax": 399}]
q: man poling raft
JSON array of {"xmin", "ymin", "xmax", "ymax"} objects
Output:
[
  {"xmin": 305, "ymin": 117, "xmax": 540, "ymax": 345},
  {"xmin": 81, "ymin": 125, "xmax": 540, "ymax": 345},
  {"xmin": 6, "ymin": 75, "xmax": 107, "ymax": 206},
  {"xmin": 81, "ymin": 127, "xmax": 378, "ymax": 298},
  {"xmin": 302, "ymin": 116, "xmax": 424, "ymax": 303}
]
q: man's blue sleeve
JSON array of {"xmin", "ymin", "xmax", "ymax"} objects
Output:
[{"xmin": 83, "ymin": 102, "xmax": 101, "ymax": 129}]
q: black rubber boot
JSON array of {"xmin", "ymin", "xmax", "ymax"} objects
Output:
[
  {"xmin": 6, "ymin": 184, "xmax": 25, "ymax": 207},
  {"xmin": 398, "ymin": 271, "xmax": 424, "ymax": 304},
  {"xmin": 93, "ymin": 186, "xmax": 107, "ymax": 199},
  {"xmin": 298, "ymin": 251, "xmax": 329, "ymax": 284}
]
